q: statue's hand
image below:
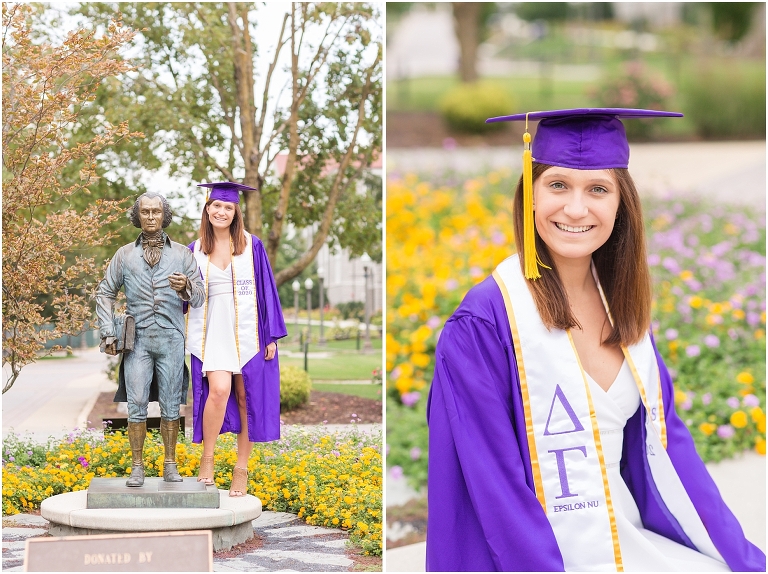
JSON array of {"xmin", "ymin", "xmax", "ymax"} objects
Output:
[
  {"xmin": 101, "ymin": 337, "xmax": 118, "ymax": 356},
  {"xmin": 168, "ymin": 272, "xmax": 189, "ymax": 293}
]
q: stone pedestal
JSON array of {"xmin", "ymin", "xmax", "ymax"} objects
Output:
[
  {"xmin": 41, "ymin": 489, "xmax": 261, "ymax": 551},
  {"xmin": 87, "ymin": 477, "xmax": 219, "ymax": 509}
]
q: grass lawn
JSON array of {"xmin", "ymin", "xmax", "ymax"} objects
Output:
[
  {"xmin": 387, "ymin": 54, "xmax": 764, "ymax": 141},
  {"xmin": 280, "ymin": 351, "xmax": 382, "ymax": 381},
  {"xmin": 312, "ymin": 383, "xmax": 383, "ymax": 401},
  {"xmin": 388, "ymin": 75, "xmax": 593, "ymax": 114},
  {"xmin": 283, "ymin": 324, "xmax": 382, "ymax": 352}
]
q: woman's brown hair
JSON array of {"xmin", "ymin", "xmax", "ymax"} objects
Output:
[
  {"xmin": 512, "ymin": 163, "xmax": 652, "ymax": 347},
  {"xmin": 199, "ymin": 199, "xmax": 247, "ymax": 256}
]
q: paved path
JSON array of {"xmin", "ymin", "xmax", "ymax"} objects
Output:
[
  {"xmin": 2, "ymin": 511, "xmax": 368, "ymax": 572},
  {"xmin": 2, "ymin": 348, "xmax": 115, "ymax": 442},
  {"xmin": 388, "ymin": 141, "xmax": 767, "ymax": 208}
]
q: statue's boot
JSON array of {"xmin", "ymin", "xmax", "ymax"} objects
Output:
[
  {"xmin": 126, "ymin": 421, "xmax": 146, "ymax": 487},
  {"xmin": 161, "ymin": 418, "xmax": 183, "ymax": 482}
]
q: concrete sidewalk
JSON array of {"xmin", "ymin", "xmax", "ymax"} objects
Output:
[
  {"xmin": 388, "ymin": 141, "xmax": 767, "ymax": 208},
  {"xmin": 386, "ymin": 451, "xmax": 766, "ymax": 571},
  {"xmin": 2, "ymin": 348, "xmax": 115, "ymax": 442}
]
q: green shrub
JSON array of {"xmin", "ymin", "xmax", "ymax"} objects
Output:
[
  {"xmin": 439, "ymin": 82, "xmax": 514, "ymax": 134},
  {"xmin": 337, "ymin": 301, "xmax": 364, "ymax": 321},
  {"xmin": 280, "ymin": 365, "xmax": 312, "ymax": 411},
  {"xmin": 681, "ymin": 65, "xmax": 766, "ymax": 139},
  {"xmin": 326, "ymin": 326, "xmax": 356, "ymax": 340},
  {"xmin": 592, "ymin": 62, "xmax": 674, "ymax": 140}
]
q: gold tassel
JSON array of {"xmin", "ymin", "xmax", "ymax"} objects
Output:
[{"xmin": 522, "ymin": 115, "xmax": 550, "ymax": 280}]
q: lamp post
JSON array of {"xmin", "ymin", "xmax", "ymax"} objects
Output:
[
  {"xmin": 360, "ymin": 253, "xmax": 372, "ymax": 353},
  {"xmin": 317, "ymin": 267, "xmax": 326, "ymax": 345},
  {"xmin": 292, "ymin": 280, "xmax": 300, "ymax": 342},
  {"xmin": 304, "ymin": 277, "xmax": 314, "ymax": 335}
]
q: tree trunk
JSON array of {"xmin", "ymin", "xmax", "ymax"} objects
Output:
[
  {"xmin": 227, "ymin": 2, "xmax": 264, "ymax": 238},
  {"xmin": 452, "ymin": 3, "xmax": 480, "ymax": 83}
]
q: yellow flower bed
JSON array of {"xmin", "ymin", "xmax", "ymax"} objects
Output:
[
  {"xmin": 2, "ymin": 427, "xmax": 382, "ymax": 556},
  {"xmin": 387, "ymin": 171, "xmax": 516, "ymax": 398}
]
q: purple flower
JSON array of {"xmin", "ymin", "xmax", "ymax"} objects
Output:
[
  {"xmin": 401, "ymin": 391, "xmax": 421, "ymax": 407},
  {"xmin": 662, "ymin": 257, "xmax": 680, "ymax": 274},
  {"xmin": 427, "ymin": 316, "xmax": 441, "ymax": 329},
  {"xmin": 728, "ymin": 328, "xmax": 738, "ymax": 341},
  {"xmin": 743, "ymin": 394, "xmax": 760, "ymax": 408},
  {"xmin": 27, "ymin": 451, "xmax": 33, "ymax": 456},
  {"xmin": 442, "ymin": 137, "xmax": 457, "ymax": 150},
  {"xmin": 665, "ymin": 329, "xmax": 678, "ymax": 341},
  {"xmin": 386, "ymin": 444, "xmax": 390, "ymax": 455},
  {"xmin": 331, "ymin": 450, "xmax": 340, "ymax": 457},
  {"xmin": 717, "ymin": 425, "xmax": 735, "ymax": 439},
  {"xmin": 492, "ymin": 231, "xmax": 506, "ymax": 246},
  {"xmin": 702, "ymin": 393, "xmax": 712, "ymax": 405},
  {"xmin": 647, "ymin": 254, "xmax": 660, "ymax": 266},
  {"xmin": 747, "ymin": 312, "xmax": 760, "ymax": 327},
  {"xmin": 470, "ymin": 266, "xmax": 482, "ymax": 278},
  {"xmin": 685, "ymin": 345, "xmax": 700, "ymax": 357},
  {"xmin": 410, "ymin": 447, "xmax": 422, "ymax": 461},
  {"xmin": 390, "ymin": 465, "xmax": 404, "ymax": 480},
  {"xmin": 726, "ymin": 397, "xmax": 740, "ymax": 409},
  {"xmin": 390, "ymin": 367, "xmax": 401, "ymax": 380},
  {"xmin": 8, "ymin": 456, "xmax": 14, "ymax": 462},
  {"xmin": 680, "ymin": 398, "xmax": 692, "ymax": 411},
  {"xmin": 445, "ymin": 279, "xmax": 459, "ymax": 290},
  {"xmin": 703, "ymin": 335, "xmax": 720, "ymax": 348}
]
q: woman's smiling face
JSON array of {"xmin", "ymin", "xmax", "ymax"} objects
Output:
[
  {"xmin": 533, "ymin": 166, "xmax": 620, "ymax": 267},
  {"xmin": 206, "ymin": 200, "xmax": 236, "ymax": 229}
]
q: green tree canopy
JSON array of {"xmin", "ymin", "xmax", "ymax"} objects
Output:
[{"xmin": 77, "ymin": 2, "xmax": 383, "ymax": 285}]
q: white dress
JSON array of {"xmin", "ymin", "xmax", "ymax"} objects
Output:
[
  {"xmin": 587, "ymin": 360, "xmax": 731, "ymax": 572},
  {"xmin": 201, "ymin": 263, "xmax": 241, "ymax": 375}
]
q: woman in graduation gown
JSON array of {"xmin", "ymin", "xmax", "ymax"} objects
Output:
[
  {"xmin": 186, "ymin": 181, "xmax": 287, "ymax": 496},
  {"xmin": 425, "ymin": 109, "xmax": 765, "ymax": 572}
]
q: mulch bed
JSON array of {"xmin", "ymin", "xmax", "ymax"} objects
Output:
[
  {"xmin": 387, "ymin": 110, "xmax": 524, "ymax": 148},
  {"xmin": 87, "ymin": 390, "xmax": 381, "ymax": 429},
  {"xmin": 386, "ymin": 497, "xmax": 428, "ymax": 550},
  {"xmin": 280, "ymin": 391, "xmax": 382, "ymax": 425},
  {"xmin": 212, "ymin": 533, "xmax": 264, "ymax": 557}
]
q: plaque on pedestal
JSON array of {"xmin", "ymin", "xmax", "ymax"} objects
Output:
[{"xmin": 87, "ymin": 478, "xmax": 220, "ymax": 509}]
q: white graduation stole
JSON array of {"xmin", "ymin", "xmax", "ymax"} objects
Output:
[
  {"xmin": 493, "ymin": 254, "xmax": 724, "ymax": 572},
  {"xmin": 186, "ymin": 231, "xmax": 260, "ymax": 368}
]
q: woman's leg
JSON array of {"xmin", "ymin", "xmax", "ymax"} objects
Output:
[
  {"xmin": 202, "ymin": 370, "xmax": 232, "ymax": 458},
  {"xmin": 232, "ymin": 373, "xmax": 254, "ymax": 495}
]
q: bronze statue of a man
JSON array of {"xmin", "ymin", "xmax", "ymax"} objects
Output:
[{"xmin": 96, "ymin": 193, "xmax": 205, "ymax": 487}]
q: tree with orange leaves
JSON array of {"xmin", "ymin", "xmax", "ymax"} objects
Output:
[{"xmin": 2, "ymin": 4, "xmax": 141, "ymax": 393}]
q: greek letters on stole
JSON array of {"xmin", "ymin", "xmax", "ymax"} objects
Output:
[
  {"xmin": 493, "ymin": 254, "xmax": 723, "ymax": 572},
  {"xmin": 186, "ymin": 232, "xmax": 259, "ymax": 368}
]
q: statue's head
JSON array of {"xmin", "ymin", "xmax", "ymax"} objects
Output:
[{"xmin": 130, "ymin": 192, "xmax": 173, "ymax": 232}]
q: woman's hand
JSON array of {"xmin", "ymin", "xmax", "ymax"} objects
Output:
[{"xmin": 264, "ymin": 342, "xmax": 277, "ymax": 360}]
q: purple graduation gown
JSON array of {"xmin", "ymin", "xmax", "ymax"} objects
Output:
[
  {"xmin": 426, "ymin": 276, "xmax": 765, "ymax": 572},
  {"xmin": 186, "ymin": 235, "xmax": 287, "ymax": 443}
]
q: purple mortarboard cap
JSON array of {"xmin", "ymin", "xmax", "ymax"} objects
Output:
[
  {"xmin": 197, "ymin": 181, "xmax": 257, "ymax": 204},
  {"xmin": 486, "ymin": 108, "xmax": 683, "ymax": 169},
  {"xmin": 485, "ymin": 108, "xmax": 683, "ymax": 281}
]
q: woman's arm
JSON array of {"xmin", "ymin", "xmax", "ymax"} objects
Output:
[
  {"xmin": 252, "ymin": 235, "xmax": 288, "ymax": 343},
  {"xmin": 426, "ymin": 315, "xmax": 564, "ymax": 572}
]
